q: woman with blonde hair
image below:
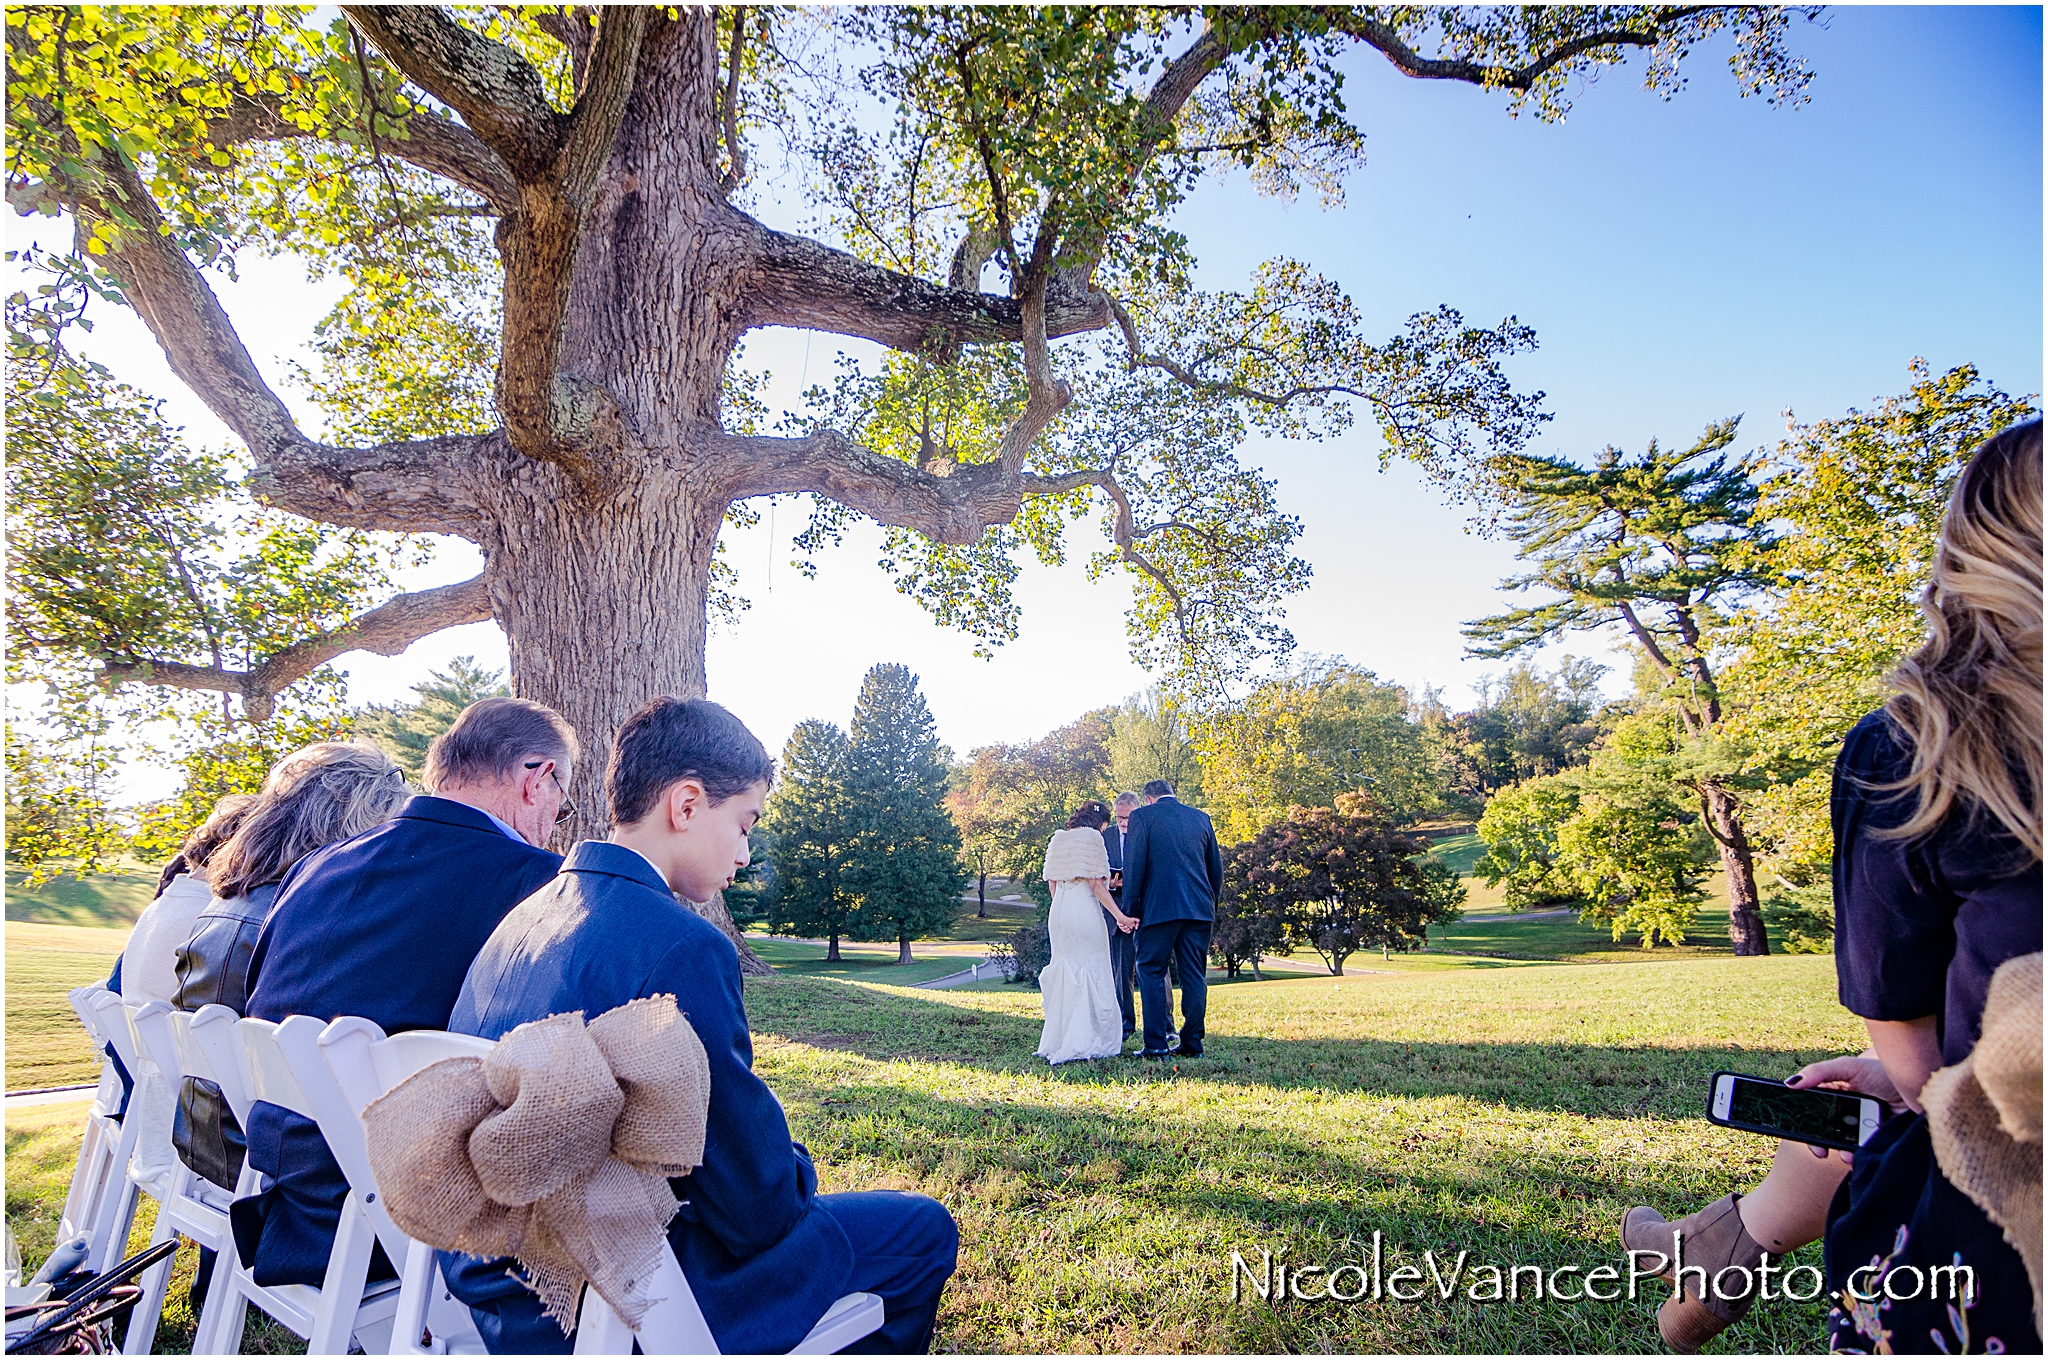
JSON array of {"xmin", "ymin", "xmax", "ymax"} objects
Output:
[{"xmin": 1622, "ymin": 421, "xmax": 2042, "ymax": 1352}]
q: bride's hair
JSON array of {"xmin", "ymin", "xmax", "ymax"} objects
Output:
[
  {"xmin": 1067, "ymin": 801, "xmax": 1111, "ymax": 830},
  {"xmin": 1882, "ymin": 419, "xmax": 2042, "ymax": 860}
]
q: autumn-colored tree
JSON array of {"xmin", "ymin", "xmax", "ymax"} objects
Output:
[
  {"xmin": 1724, "ymin": 363, "xmax": 2036, "ymax": 893},
  {"xmin": 7, "ymin": 4, "xmax": 1815, "ymax": 845},
  {"xmin": 1195, "ymin": 660, "xmax": 1445, "ymax": 843},
  {"xmin": 953, "ymin": 713, "xmax": 1113, "ymax": 908}
]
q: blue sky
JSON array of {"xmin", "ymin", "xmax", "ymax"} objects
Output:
[{"xmin": 10, "ymin": 7, "xmax": 2041, "ymax": 790}]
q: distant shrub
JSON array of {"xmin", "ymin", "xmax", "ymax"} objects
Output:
[
  {"xmin": 1763, "ymin": 879, "xmax": 1834, "ymax": 954},
  {"xmin": 986, "ymin": 923, "xmax": 1051, "ymax": 987}
]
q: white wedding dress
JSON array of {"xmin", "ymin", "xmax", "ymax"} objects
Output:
[{"xmin": 1036, "ymin": 829, "xmax": 1126, "ymax": 1064}]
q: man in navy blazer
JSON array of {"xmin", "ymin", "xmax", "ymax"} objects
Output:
[
  {"xmin": 444, "ymin": 696, "xmax": 958, "ymax": 1354},
  {"xmin": 233, "ymin": 699, "xmax": 576, "ymax": 1288},
  {"xmin": 1120, "ymin": 779, "xmax": 1224, "ymax": 1058}
]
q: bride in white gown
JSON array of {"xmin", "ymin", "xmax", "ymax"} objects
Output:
[{"xmin": 1036, "ymin": 803, "xmax": 1138, "ymax": 1064}]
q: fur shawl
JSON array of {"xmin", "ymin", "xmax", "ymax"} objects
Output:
[{"xmin": 1042, "ymin": 827, "xmax": 1110, "ymax": 881}]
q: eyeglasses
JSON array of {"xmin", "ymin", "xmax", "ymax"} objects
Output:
[{"xmin": 525, "ymin": 761, "xmax": 577, "ymax": 825}]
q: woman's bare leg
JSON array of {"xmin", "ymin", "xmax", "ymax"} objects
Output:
[{"xmin": 1734, "ymin": 1139, "xmax": 1854, "ymax": 1253}]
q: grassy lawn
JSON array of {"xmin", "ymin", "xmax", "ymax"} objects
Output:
[
  {"xmin": 746, "ymin": 936, "xmax": 974, "ymax": 986},
  {"xmin": 7, "ymin": 913, "xmax": 1858, "ymax": 1352},
  {"xmin": 6, "ymin": 922, "xmax": 126, "ymax": 1090},
  {"xmin": 746, "ymin": 955, "xmax": 1858, "ymax": 1353},
  {"xmin": 5, "ymin": 1102, "xmax": 305, "ymax": 1354},
  {"xmin": 6, "ymin": 863, "xmax": 158, "ymax": 927}
]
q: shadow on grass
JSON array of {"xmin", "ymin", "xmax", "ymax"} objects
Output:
[
  {"xmin": 745, "ymin": 975, "xmax": 1843, "ymax": 1122},
  {"xmin": 764, "ymin": 1043, "xmax": 1832, "ymax": 1354}
]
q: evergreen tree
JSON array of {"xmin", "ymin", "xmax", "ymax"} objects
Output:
[
  {"xmin": 357, "ymin": 656, "xmax": 511, "ymax": 780},
  {"xmin": 762, "ymin": 719, "xmax": 856, "ymax": 961},
  {"xmin": 844, "ymin": 664, "xmax": 967, "ymax": 964},
  {"xmin": 1464, "ymin": 422, "xmax": 1777, "ymax": 955}
]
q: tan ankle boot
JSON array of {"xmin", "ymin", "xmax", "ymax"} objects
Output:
[{"xmin": 1619, "ymin": 1194, "xmax": 1779, "ymax": 1353}]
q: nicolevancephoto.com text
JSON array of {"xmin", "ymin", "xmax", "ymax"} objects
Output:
[{"xmin": 1229, "ymin": 1235, "xmax": 1979, "ymax": 1309}]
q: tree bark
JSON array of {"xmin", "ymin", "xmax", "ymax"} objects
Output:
[
  {"xmin": 897, "ymin": 933, "xmax": 913, "ymax": 966},
  {"xmin": 1703, "ymin": 785, "xmax": 1769, "ymax": 956},
  {"xmin": 683, "ymin": 889, "xmax": 771, "ymax": 977},
  {"xmin": 976, "ymin": 870, "xmax": 987, "ymax": 917},
  {"xmin": 826, "ymin": 932, "xmax": 841, "ymax": 963}
]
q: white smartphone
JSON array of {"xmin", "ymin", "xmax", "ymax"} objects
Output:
[{"xmin": 1707, "ymin": 1071, "xmax": 1883, "ymax": 1152}]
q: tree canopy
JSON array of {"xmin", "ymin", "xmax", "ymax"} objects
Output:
[{"xmin": 5, "ymin": 4, "xmax": 1820, "ymax": 840}]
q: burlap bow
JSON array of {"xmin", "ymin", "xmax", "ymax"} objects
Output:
[
  {"xmin": 363, "ymin": 996, "xmax": 710, "ymax": 1331},
  {"xmin": 1923, "ymin": 952, "xmax": 2042, "ymax": 1330}
]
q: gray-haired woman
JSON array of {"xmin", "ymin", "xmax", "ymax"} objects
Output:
[{"xmin": 172, "ymin": 740, "xmax": 410, "ymax": 1191}]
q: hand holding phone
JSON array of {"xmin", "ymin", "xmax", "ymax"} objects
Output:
[{"xmin": 1707, "ymin": 1071, "xmax": 1883, "ymax": 1152}]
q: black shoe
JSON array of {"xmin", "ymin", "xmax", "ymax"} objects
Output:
[
  {"xmin": 1175, "ymin": 1047, "xmax": 1202, "ymax": 1059},
  {"xmin": 1136, "ymin": 1050, "xmax": 1175, "ymax": 1061}
]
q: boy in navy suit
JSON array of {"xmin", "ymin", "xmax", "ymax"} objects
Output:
[{"xmin": 444, "ymin": 697, "xmax": 958, "ymax": 1353}]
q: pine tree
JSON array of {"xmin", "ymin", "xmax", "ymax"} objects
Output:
[
  {"xmin": 762, "ymin": 719, "xmax": 855, "ymax": 962},
  {"xmin": 844, "ymin": 665, "xmax": 967, "ymax": 964},
  {"xmin": 357, "ymin": 656, "xmax": 511, "ymax": 781}
]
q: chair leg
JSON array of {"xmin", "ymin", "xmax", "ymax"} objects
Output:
[
  {"xmin": 388, "ymin": 1240, "xmax": 439, "ymax": 1355},
  {"xmin": 85, "ymin": 1122, "xmax": 143, "ymax": 1273},
  {"xmin": 306, "ymin": 1194, "xmax": 377, "ymax": 1355},
  {"xmin": 120, "ymin": 1215, "xmax": 181, "ymax": 1355}
]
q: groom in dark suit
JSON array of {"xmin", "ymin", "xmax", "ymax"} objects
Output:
[
  {"xmin": 1120, "ymin": 779, "xmax": 1223, "ymax": 1059},
  {"xmin": 1101, "ymin": 793, "xmax": 1141, "ymax": 1041}
]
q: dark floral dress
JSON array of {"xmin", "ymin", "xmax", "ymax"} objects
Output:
[{"xmin": 1823, "ymin": 712, "xmax": 2040, "ymax": 1355}]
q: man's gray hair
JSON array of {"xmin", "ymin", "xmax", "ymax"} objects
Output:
[
  {"xmin": 1114, "ymin": 791, "xmax": 1142, "ymax": 809},
  {"xmin": 424, "ymin": 696, "xmax": 580, "ymax": 792}
]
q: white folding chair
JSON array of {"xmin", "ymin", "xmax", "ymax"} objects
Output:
[
  {"xmin": 58, "ymin": 988, "xmax": 135, "ymax": 1274},
  {"xmin": 80, "ymin": 991, "xmax": 170, "ymax": 1278},
  {"xmin": 290, "ymin": 1018, "xmax": 489, "ymax": 1356},
  {"xmin": 198, "ymin": 1015, "xmax": 402, "ymax": 1355},
  {"xmin": 117, "ymin": 1003, "xmax": 242, "ymax": 1355},
  {"xmin": 314, "ymin": 1017, "xmax": 884, "ymax": 1357}
]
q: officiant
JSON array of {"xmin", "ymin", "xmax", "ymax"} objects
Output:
[{"xmin": 1103, "ymin": 792, "xmax": 1141, "ymax": 1041}]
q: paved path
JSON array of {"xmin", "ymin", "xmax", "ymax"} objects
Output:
[{"xmin": 6, "ymin": 1086, "xmax": 95, "ymax": 1110}]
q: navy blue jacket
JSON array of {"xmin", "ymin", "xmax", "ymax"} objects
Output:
[
  {"xmin": 443, "ymin": 841, "xmax": 853, "ymax": 1354},
  {"xmin": 233, "ymin": 797, "xmax": 562, "ymax": 1286},
  {"xmin": 1122, "ymin": 796, "xmax": 1224, "ymax": 925}
]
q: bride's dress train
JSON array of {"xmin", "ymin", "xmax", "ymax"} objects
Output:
[{"xmin": 1037, "ymin": 879, "xmax": 1126, "ymax": 1064}]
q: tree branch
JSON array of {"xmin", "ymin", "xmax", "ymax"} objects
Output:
[
  {"xmin": 200, "ymin": 90, "xmax": 521, "ymax": 213},
  {"xmin": 43, "ymin": 148, "xmax": 488, "ymax": 536},
  {"xmin": 1331, "ymin": 11, "xmax": 1704, "ymax": 92},
  {"xmin": 98, "ymin": 575, "xmax": 494, "ymax": 722},
  {"xmin": 745, "ymin": 224, "xmax": 1109, "ymax": 358},
  {"xmin": 718, "ymin": 7, "xmax": 749, "ymax": 194},
  {"xmin": 341, "ymin": 6, "xmax": 568, "ymax": 180}
]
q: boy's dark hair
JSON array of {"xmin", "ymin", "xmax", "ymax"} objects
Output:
[
  {"xmin": 1142, "ymin": 778, "xmax": 1174, "ymax": 799},
  {"xmin": 1067, "ymin": 800, "xmax": 1111, "ymax": 830},
  {"xmin": 608, "ymin": 697, "xmax": 775, "ymax": 825}
]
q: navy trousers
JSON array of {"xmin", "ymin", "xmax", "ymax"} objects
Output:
[
  {"xmin": 466, "ymin": 1190, "xmax": 958, "ymax": 1354},
  {"xmin": 1100, "ymin": 905, "xmax": 1138, "ymax": 1038},
  {"xmin": 1136, "ymin": 921, "xmax": 1210, "ymax": 1056}
]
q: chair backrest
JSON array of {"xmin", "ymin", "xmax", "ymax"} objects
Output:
[
  {"xmin": 68, "ymin": 986, "xmax": 109, "ymax": 1045},
  {"xmin": 317, "ymin": 1020, "xmax": 495, "ymax": 1118},
  {"xmin": 86, "ymin": 990, "xmax": 146, "ymax": 1076},
  {"xmin": 126, "ymin": 1001, "xmax": 181, "ymax": 1083},
  {"xmin": 232, "ymin": 1015, "xmax": 318, "ymax": 1121},
  {"xmin": 186, "ymin": 1005, "xmax": 253, "ymax": 1125},
  {"xmin": 300, "ymin": 1019, "xmax": 496, "ymax": 1269}
]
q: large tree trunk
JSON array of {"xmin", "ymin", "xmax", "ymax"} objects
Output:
[
  {"xmin": 827, "ymin": 932, "xmax": 841, "ymax": 963},
  {"xmin": 1703, "ymin": 785, "xmax": 1769, "ymax": 956},
  {"xmin": 897, "ymin": 933, "xmax": 913, "ymax": 965}
]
